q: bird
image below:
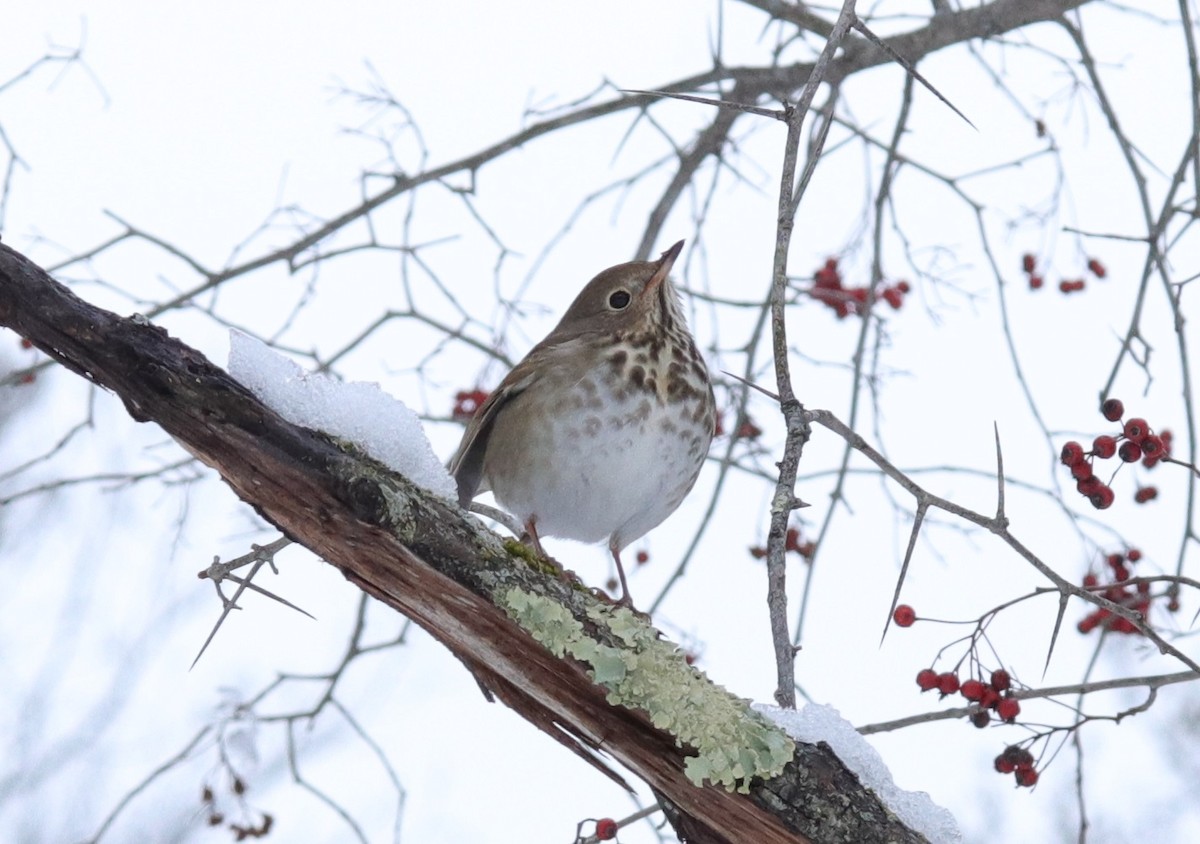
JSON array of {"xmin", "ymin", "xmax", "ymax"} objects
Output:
[{"xmin": 449, "ymin": 240, "xmax": 715, "ymax": 607}]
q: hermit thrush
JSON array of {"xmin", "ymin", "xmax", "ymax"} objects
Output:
[{"xmin": 449, "ymin": 240, "xmax": 715, "ymax": 606}]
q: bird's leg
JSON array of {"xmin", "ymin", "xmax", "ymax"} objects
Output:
[
  {"xmin": 524, "ymin": 517, "xmax": 547, "ymax": 557},
  {"xmin": 609, "ymin": 539, "xmax": 634, "ymax": 608},
  {"xmin": 523, "ymin": 517, "xmax": 568, "ymax": 580}
]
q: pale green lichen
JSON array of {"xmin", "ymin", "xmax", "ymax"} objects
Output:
[{"xmin": 501, "ymin": 588, "xmax": 795, "ymax": 792}]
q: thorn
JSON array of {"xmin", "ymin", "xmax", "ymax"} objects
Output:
[
  {"xmin": 721, "ymin": 369, "xmax": 781, "ymax": 401},
  {"xmin": 851, "ymin": 16, "xmax": 976, "ymax": 130},
  {"xmin": 621, "ymin": 89, "xmax": 785, "ymax": 121}
]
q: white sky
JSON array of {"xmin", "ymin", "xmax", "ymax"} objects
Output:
[{"xmin": 2, "ymin": 2, "xmax": 1198, "ymax": 843}]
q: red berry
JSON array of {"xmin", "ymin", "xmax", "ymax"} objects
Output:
[
  {"xmin": 1101, "ymin": 398, "xmax": 1124, "ymax": 421},
  {"xmin": 1140, "ymin": 435, "xmax": 1164, "ymax": 457},
  {"xmin": 993, "ymin": 749, "xmax": 1032, "ymax": 777},
  {"xmin": 960, "ymin": 679, "xmax": 986, "ymax": 701},
  {"xmin": 1123, "ymin": 418, "xmax": 1150, "ymax": 440},
  {"xmin": 1076, "ymin": 476, "xmax": 1103, "ymax": 496},
  {"xmin": 936, "ymin": 673, "xmax": 960, "ymax": 696},
  {"xmin": 897, "ymin": 280, "xmax": 911, "ymax": 293},
  {"xmin": 635, "ymin": 550, "xmax": 650, "ymax": 565},
  {"xmin": 1127, "ymin": 549, "xmax": 1142, "ymax": 562},
  {"xmin": 1144, "ymin": 430, "xmax": 1170, "ymax": 466},
  {"xmin": 19, "ymin": 372, "xmax": 36, "ymax": 385},
  {"xmin": 1091, "ymin": 435, "xmax": 1117, "ymax": 459},
  {"xmin": 19, "ymin": 337, "xmax": 34, "ymax": 350},
  {"xmin": 1015, "ymin": 767, "xmax": 1039, "ymax": 787},
  {"xmin": 1112, "ymin": 563, "xmax": 1130, "ymax": 581},
  {"xmin": 1155, "ymin": 431, "xmax": 1173, "ymax": 461},
  {"xmin": 1134, "ymin": 486, "xmax": 1158, "ymax": 504},
  {"xmin": 979, "ymin": 687, "xmax": 1001, "ymax": 710},
  {"xmin": 971, "ymin": 710, "xmax": 991, "ymax": 728},
  {"xmin": 1060, "ymin": 441, "xmax": 1085, "ymax": 466},
  {"xmin": 916, "ymin": 669, "xmax": 939, "ymax": 691},
  {"xmin": 1110, "ymin": 616, "xmax": 1138, "ymax": 634},
  {"xmin": 1089, "ymin": 485, "xmax": 1115, "ymax": 509},
  {"xmin": 1059, "ymin": 278, "xmax": 1086, "ymax": 293},
  {"xmin": 1028, "ymin": 274, "xmax": 1044, "ymax": 290},
  {"xmin": 893, "ymin": 604, "xmax": 916, "ymax": 627},
  {"xmin": 1106, "ymin": 553, "xmax": 1124, "ymax": 568},
  {"xmin": 1022, "ymin": 254, "xmax": 1037, "ymax": 273},
  {"xmin": 882, "ymin": 287, "xmax": 903, "ymax": 309},
  {"xmin": 996, "ymin": 697, "xmax": 1021, "ymax": 722},
  {"xmin": 595, "ymin": 818, "xmax": 618, "ymax": 840},
  {"xmin": 1118, "ymin": 441, "xmax": 1142, "ymax": 463},
  {"xmin": 1087, "ymin": 258, "xmax": 1107, "ymax": 278},
  {"xmin": 990, "ymin": 669, "xmax": 1011, "ymax": 692},
  {"xmin": 1083, "ymin": 572, "xmax": 1098, "ymax": 588},
  {"xmin": 748, "ymin": 545, "xmax": 767, "ymax": 559},
  {"xmin": 815, "ymin": 267, "xmax": 840, "ymax": 289},
  {"xmin": 1070, "ymin": 460, "xmax": 1094, "ymax": 481},
  {"xmin": 994, "ymin": 751, "xmax": 1017, "ymax": 774},
  {"xmin": 452, "ymin": 388, "xmax": 489, "ymax": 421}
]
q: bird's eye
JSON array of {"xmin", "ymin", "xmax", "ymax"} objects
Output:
[{"xmin": 608, "ymin": 289, "xmax": 632, "ymax": 309}]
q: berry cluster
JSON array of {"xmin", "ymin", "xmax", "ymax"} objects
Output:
[
  {"xmin": 916, "ymin": 666, "xmax": 1022, "ymax": 725},
  {"xmin": 895, "ymin": 609, "xmax": 1046, "ymax": 784},
  {"xmin": 749, "ymin": 525, "xmax": 815, "ymax": 562},
  {"xmin": 811, "ymin": 258, "xmax": 910, "ymax": 319},
  {"xmin": 1021, "ymin": 254, "xmax": 1106, "ymax": 293},
  {"xmin": 1076, "ymin": 547, "xmax": 1177, "ymax": 634},
  {"xmin": 1060, "ymin": 398, "xmax": 1171, "ymax": 509},
  {"xmin": 452, "ymin": 388, "xmax": 489, "ymax": 421},
  {"xmin": 994, "ymin": 745, "xmax": 1039, "ymax": 788}
]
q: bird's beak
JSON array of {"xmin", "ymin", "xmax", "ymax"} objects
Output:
[{"xmin": 646, "ymin": 239, "xmax": 685, "ymax": 293}]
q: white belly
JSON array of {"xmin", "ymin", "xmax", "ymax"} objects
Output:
[{"xmin": 485, "ymin": 391, "xmax": 710, "ymax": 550}]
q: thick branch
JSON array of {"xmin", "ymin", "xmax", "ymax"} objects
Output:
[{"xmin": 0, "ymin": 242, "xmax": 929, "ymax": 843}]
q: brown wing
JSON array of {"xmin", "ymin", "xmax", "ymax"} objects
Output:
[{"xmin": 448, "ymin": 368, "xmax": 537, "ymax": 507}]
